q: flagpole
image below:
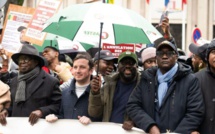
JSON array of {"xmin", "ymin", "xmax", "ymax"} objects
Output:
[
  {"xmin": 182, "ymin": 4, "xmax": 186, "ymax": 51},
  {"xmin": 96, "ymin": 22, "xmax": 104, "ymax": 76},
  {"xmin": 148, "ymin": 0, "xmax": 151, "ymax": 23},
  {"xmin": 96, "ymin": 0, "xmax": 105, "ymax": 75}
]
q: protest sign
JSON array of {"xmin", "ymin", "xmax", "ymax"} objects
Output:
[
  {"xmin": 23, "ymin": 0, "xmax": 62, "ymax": 46},
  {"xmin": 0, "ymin": 4, "xmax": 35, "ymax": 53},
  {"xmin": 103, "ymin": 43, "xmax": 135, "ymax": 57}
]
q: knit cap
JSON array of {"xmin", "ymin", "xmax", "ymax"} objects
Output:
[{"xmin": 141, "ymin": 47, "xmax": 156, "ymax": 63}]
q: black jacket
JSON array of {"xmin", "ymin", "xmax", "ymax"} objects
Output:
[
  {"xmin": 195, "ymin": 68, "xmax": 215, "ymax": 134},
  {"xmin": 9, "ymin": 69, "xmax": 61, "ymax": 118},
  {"xmin": 127, "ymin": 62, "xmax": 204, "ymax": 133}
]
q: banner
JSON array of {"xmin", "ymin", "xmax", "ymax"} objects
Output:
[
  {"xmin": 0, "ymin": 117, "xmax": 145, "ymax": 134},
  {"xmin": 0, "ymin": 4, "xmax": 35, "ymax": 53},
  {"xmin": 23, "ymin": 0, "xmax": 62, "ymax": 46},
  {"xmin": 103, "ymin": 43, "xmax": 135, "ymax": 57}
]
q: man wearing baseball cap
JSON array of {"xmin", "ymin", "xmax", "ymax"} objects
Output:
[
  {"xmin": 127, "ymin": 40, "xmax": 204, "ymax": 133},
  {"xmin": 89, "ymin": 51, "xmax": 141, "ymax": 130},
  {"xmin": 189, "ymin": 43, "xmax": 208, "ymax": 73},
  {"xmin": 93, "ymin": 50, "xmax": 117, "ymax": 76},
  {"xmin": 93, "ymin": 50, "xmax": 117, "ymax": 87}
]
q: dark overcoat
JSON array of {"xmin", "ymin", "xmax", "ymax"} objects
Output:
[
  {"xmin": 127, "ymin": 63, "xmax": 204, "ymax": 134},
  {"xmin": 9, "ymin": 69, "xmax": 61, "ymax": 118},
  {"xmin": 195, "ymin": 68, "xmax": 215, "ymax": 134}
]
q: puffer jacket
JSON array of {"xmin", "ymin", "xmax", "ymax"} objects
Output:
[{"xmin": 127, "ymin": 62, "xmax": 204, "ymax": 134}]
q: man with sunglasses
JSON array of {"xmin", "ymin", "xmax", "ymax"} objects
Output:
[
  {"xmin": 127, "ymin": 40, "xmax": 204, "ymax": 133},
  {"xmin": 0, "ymin": 44, "xmax": 61, "ymax": 126},
  {"xmin": 89, "ymin": 51, "xmax": 141, "ymax": 130}
]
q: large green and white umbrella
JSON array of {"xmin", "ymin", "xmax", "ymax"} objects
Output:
[
  {"xmin": 33, "ymin": 33, "xmax": 94, "ymax": 53},
  {"xmin": 43, "ymin": 3, "xmax": 162, "ymax": 47}
]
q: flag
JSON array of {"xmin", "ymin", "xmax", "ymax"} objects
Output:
[
  {"xmin": 164, "ymin": 0, "xmax": 169, "ymax": 7},
  {"xmin": 182, "ymin": 0, "xmax": 187, "ymax": 4},
  {"xmin": 8, "ymin": 15, "xmax": 17, "ymax": 21},
  {"xmin": 182, "ymin": 0, "xmax": 187, "ymax": 10},
  {"xmin": 106, "ymin": 0, "xmax": 114, "ymax": 4}
]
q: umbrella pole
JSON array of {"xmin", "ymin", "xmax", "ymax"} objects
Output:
[{"xmin": 96, "ymin": 22, "xmax": 104, "ymax": 76}]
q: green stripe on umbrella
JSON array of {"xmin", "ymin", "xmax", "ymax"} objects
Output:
[
  {"xmin": 33, "ymin": 33, "xmax": 94, "ymax": 53},
  {"xmin": 44, "ymin": 21, "xmax": 83, "ymax": 40},
  {"xmin": 113, "ymin": 24, "xmax": 151, "ymax": 44},
  {"xmin": 43, "ymin": 3, "xmax": 162, "ymax": 47}
]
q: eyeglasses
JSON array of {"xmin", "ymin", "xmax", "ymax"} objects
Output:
[
  {"xmin": 18, "ymin": 56, "xmax": 32, "ymax": 63},
  {"xmin": 156, "ymin": 51, "xmax": 176, "ymax": 57}
]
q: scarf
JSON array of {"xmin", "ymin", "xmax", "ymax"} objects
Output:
[
  {"xmin": 157, "ymin": 63, "xmax": 178, "ymax": 107},
  {"xmin": 15, "ymin": 67, "xmax": 40, "ymax": 103}
]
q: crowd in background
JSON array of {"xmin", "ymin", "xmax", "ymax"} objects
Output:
[{"xmin": 0, "ymin": 16, "xmax": 214, "ymax": 134}]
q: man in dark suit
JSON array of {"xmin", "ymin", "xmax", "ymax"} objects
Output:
[{"xmin": 0, "ymin": 44, "xmax": 61, "ymax": 125}]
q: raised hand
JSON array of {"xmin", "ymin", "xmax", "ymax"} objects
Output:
[{"xmin": 90, "ymin": 75, "xmax": 102, "ymax": 95}]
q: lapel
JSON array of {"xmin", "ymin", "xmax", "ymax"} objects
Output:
[{"xmin": 26, "ymin": 70, "xmax": 45, "ymax": 100}]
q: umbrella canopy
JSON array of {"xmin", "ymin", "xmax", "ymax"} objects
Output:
[
  {"xmin": 43, "ymin": 3, "xmax": 162, "ymax": 47},
  {"xmin": 33, "ymin": 33, "xmax": 94, "ymax": 53}
]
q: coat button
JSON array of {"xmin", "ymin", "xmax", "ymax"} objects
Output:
[
  {"xmin": 210, "ymin": 118, "xmax": 214, "ymax": 121},
  {"xmin": 212, "ymin": 98, "xmax": 215, "ymax": 102}
]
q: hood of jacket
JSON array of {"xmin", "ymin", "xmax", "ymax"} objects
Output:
[{"xmin": 206, "ymin": 39, "xmax": 215, "ymax": 71}]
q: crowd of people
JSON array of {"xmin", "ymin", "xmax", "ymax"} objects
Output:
[{"xmin": 0, "ymin": 16, "xmax": 214, "ymax": 134}]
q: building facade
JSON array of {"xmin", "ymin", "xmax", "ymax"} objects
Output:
[{"xmin": 23, "ymin": 0, "xmax": 215, "ymax": 54}]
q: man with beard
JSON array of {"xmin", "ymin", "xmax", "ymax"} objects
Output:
[
  {"xmin": 89, "ymin": 51, "xmax": 141, "ymax": 130},
  {"xmin": 127, "ymin": 40, "xmax": 204, "ymax": 134}
]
